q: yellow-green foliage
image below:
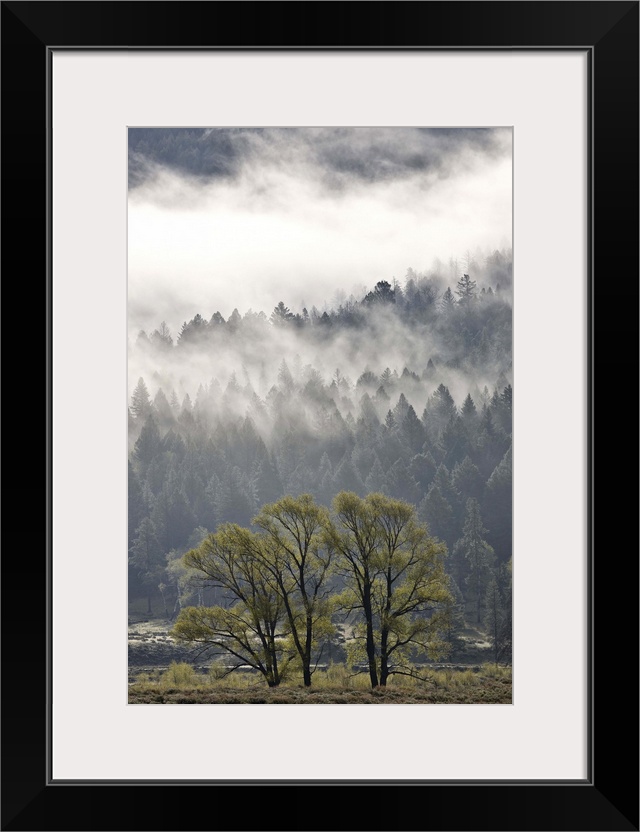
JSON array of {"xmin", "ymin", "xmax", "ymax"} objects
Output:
[
  {"xmin": 161, "ymin": 661, "xmax": 197, "ymax": 686},
  {"xmin": 480, "ymin": 662, "xmax": 512, "ymax": 680},
  {"xmin": 330, "ymin": 491, "xmax": 454, "ymax": 675}
]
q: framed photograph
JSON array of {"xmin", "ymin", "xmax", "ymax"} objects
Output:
[{"xmin": 3, "ymin": 2, "xmax": 637, "ymax": 830}]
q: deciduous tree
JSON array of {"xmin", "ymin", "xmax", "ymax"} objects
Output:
[
  {"xmin": 254, "ymin": 495, "xmax": 334, "ymax": 686},
  {"xmin": 329, "ymin": 492, "xmax": 451, "ymax": 688},
  {"xmin": 172, "ymin": 525, "xmax": 291, "ymax": 687}
]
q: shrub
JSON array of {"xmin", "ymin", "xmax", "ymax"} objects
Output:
[{"xmin": 161, "ymin": 661, "xmax": 197, "ymax": 686}]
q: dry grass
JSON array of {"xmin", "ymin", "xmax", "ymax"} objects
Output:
[{"xmin": 128, "ymin": 662, "xmax": 512, "ymax": 704}]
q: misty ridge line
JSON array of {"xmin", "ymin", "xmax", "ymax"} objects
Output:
[
  {"xmin": 129, "ymin": 265, "xmax": 512, "ymax": 464},
  {"xmin": 131, "ymin": 258, "xmax": 511, "ymax": 400}
]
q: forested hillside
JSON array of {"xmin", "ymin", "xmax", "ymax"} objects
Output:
[{"xmin": 128, "ymin": 257, "xmax": 512, "ymax": 665}]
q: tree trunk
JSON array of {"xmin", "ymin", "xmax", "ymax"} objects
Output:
[
  {"xmin": 379, "ymin": 569, "xmax": 392, "ymax": 687},
  {"xmin": 380, "ymin": 631, "xmax": 389, "ymax": 687},
  {"xmin": 363, "ymin": 585, "xmax": 378, "ymax": 688},
  {"xmin": 303, "ymin": 615, "xmax": 313, "ymax": 687}
]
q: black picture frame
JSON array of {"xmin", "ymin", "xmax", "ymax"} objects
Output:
[{"xmin": 2, "ymin": 2, "xmax": 638, "ymax": 830}]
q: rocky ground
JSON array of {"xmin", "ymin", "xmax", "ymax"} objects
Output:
[{"xmin": 128, "ymin": 617, "xmax": 195, "ymax": 681}]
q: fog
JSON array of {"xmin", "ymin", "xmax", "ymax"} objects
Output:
[
  {"xmin": 129, "ymin": 293, "xmax": 512, "ymax": 422},
  {"xmin": 128, "ymin": 127, "xmax": 512, "ymax": 337}
]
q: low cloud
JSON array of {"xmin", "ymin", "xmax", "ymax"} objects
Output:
[{"xmin": 128, "ymin": 127, "xmax": 512, "ymax": 337}]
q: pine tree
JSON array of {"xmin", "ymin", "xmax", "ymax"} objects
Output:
[
  {"xmin": 419, "ymin": 484, "xmax": 456, "ymax": 550},
  {"xmin": 455, "ymin": 273, "xmax": 477, "ymax": 305},
  {"xmin": 423, "ymin": 357, "xmax": 437, "ymax": 379},
  {"xmin": 134, "ymin": 414, "xmax": 161, "ymax": 469},
  {"xmin": 271, "ymin": 301, "xmax": 294, "ymax": 326},
  {"xmin": 424, "ymin": 384, "xmax": 457, "ymax": 440},
  {"xmin": 393, "ymin": 393, "xmax": 410, "ymax": 425},
  {"xmin": 128, "ymin": 461, "xmax": 146, "ymax": 550},
  {"xmin": 484, "ymin": 562, "xmax": 511, "ymax": 663},
  {"xmin": 277, "ymin": 359, "xmax": 294, "ymax": 392},
  {"xmin": 455, "ymin": 498, "xmax": 496, "ymax": 624},
  {"xmin": 475, "ymin": 406, "xmax": 509, "ymax": 478},
  {"xmin": 440, "ymin": 287, "xmax": 456, "ymax": 312},
  {"xmin": 332, "ymin": 452, "xmax": 365, "ymax": 496},
  {"xmin": 129, "ymin": 517, "xmax": 164, "ymax": 614},
  {"xmin": 227, "ymin": 308, "xmax": 242, "ymax": 332},
  {"xmin": 153, "ymin": 388, "xmax": 175, "ymax": 429},
  {"xmin": 401, "ymin": 405, "xmax": 425, "ymax": 454},
  {"xmin": 380, "ymin": 367, "xmax": 393, "ymax": 389},
  {"xmin": 385, "ymin": 458, "xmax": 421, "ymax": 504},
  {"xmin": 364, "ymin": 456, "xmax": 387, "ymax": 494},
  {"xmin": 150, "ymin": 320, "xmax": 173, "ymax": 349},
  {"xmin": 440, "ymin": 415, "xmax": 470, "ymax": 469},
  {"xmin": 441, "ymin": 576, "xmax": 466, "ymax": 660},
  {"xmin": 452, "ymin": 456, "xmax": 485, "ymax": 504},
  {"xmin": 408, "ymin": 451, "xmax": 437, "ymax": 491},
  {"xmin": 483, "ymin": 447, "xmax": 512, "ymax": 562},
  {"xmin": 131, "ymin": 377, "xmax": 152, "ymax": 422},
  {"xmin": 461, "ymin": 393, "xmax": 478, "ymax": 423}
]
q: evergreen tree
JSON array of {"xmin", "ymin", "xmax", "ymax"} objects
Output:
[
  {"xmin": 277, "ymin": 359, "xmax": 294, "ymax": 392},
  {"xmin": 441, "ymin": 576, "xmax": 466, "ymax": 660},
  {"xmin": 178, "ymin": 313, "xmax": 208, "ymax": 345},
  {"xmin": 150, "ymin": 320, "xmax": 173, "ymax": 349},
  {"xmin": 363, "ymin": 279, "xmax": 395, "ymax": 305},
  {"xmin": 254, "ymin": 454, "xmax": 284, "ymax": 506},
  {"xmin": 440, "ymin": 287, "xmax": 456, "ymax": 312},
  {"xmin": 460, "ymin": 393, "xmax": 478, "ymax": 423},
  {"xmin": 129, "ymin": 517, "xmax": 164, "ymax": 614},
  {"xmin": 496, "ymin": 384, "xmax": 513, "ymax": 434},
  {"xmin": 455, "ymin": 498, "xmax": 496, "ymax": 624},
  {"xmin": 455, "ymin": 273, "xmax": 477, "ymax": 305},
  {"xmin": 227, "ymin": 308, "xmax": 242, "ymax": 332},
  {"xmin": 332, "ymin": 452, "xmax": 365, "ymax": 496},
  {"xmin": 131, "ymin": 377, "xmax": 152, "ymax": 422},
  {"xmin": 385, "ymin": 458, "xmax": 421, "ymax": 504},
  {"xmin": 128, "ymin": 461, "xmax": 146, "ymax": 550},
  {"xmin": 153, "ymin": 388, "xmax": 175, "ymax": 430},
  {"xmin": 483, "ymin": 447, "xmax": 512, "ymax": 562},
  {"xmin": 134, "ymin": 414, "xmax": 161, "ymax": 469},
  {"xmin": 423, "ymin": 358, "xmax": 437, "ymax": 379},
  {"xmin": 409, "ymin": 451, "xmax": 437, "ymax": 491},
  {"xmin": 364, "ymin": 456, "xmax": 387, "ymax": 494},
  {"xmin": 440, "ymin": 415, "xmax": 470, "ymax": 469},
  {"xmin": 401, "ymin": 405, "xmax": 425, "ymax": 454},
  {"xmin": 484, "ymin": 562, "xmax": 511, "ymax": 663},
  {"xmin": 451, "ymin": 455, "xmax": 485, "ymax": 504},
  {"xmin": 424, "ymin": 384, "xmax": 457, "ymax": 439},
  {"xmin": 419, "ymin": 485, "xmax": 456, "ymax": 551},
  {"xmin": 271, "ymin": 301, "xmax": 294, "ymax": 326},
  {"xmin": 393, "ymin": 393, "xmax": 410, "ymax": 425},
  {"xmin": 379, "ymin": 367, "xmax": 394, "ymax": 389}
]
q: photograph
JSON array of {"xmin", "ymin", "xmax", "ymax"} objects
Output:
[
  {"xmin": 2, "ymin": 0, "xmax": 636, "ymax": 826},
  {"xmin": 127, "ymin": 126, "xmax": 514, "ymax": 704}
]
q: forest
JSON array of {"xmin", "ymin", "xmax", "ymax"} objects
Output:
[{"xmin": 128, "ymin": 256, "xmax": 513, "ymax": 700}]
